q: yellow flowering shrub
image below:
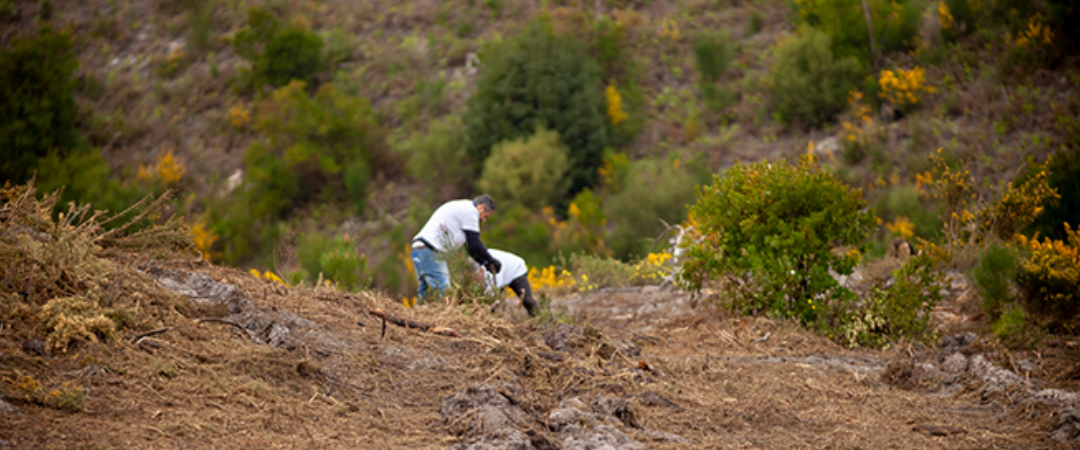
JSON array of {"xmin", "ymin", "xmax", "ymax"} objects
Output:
[
  {"xmin": 1009, "ymin": 15, "xmax": 1054, "ymax": 47},
  {"xmin": 630, "ymin": 252, "xmax": 674, "ymax": 284},
  {"xmin": 11, "ymin": 375, "xmax": 85, "ymax": 411},
  {"xmin": 605, "ymin": 84, "xmax": 628, "ymax": 126},
  {"xmin": 886, "ymin": 216, "xmax": 916, "ymax": 240},
  {"xmin": 136, "ymin": 147, "xmax": 187, "ymax": 187},
  {"xmin": 38, "ymin": 293, "xmax": 116, "ymax": 353},
  {"xmin": 229, "ymin": 100, "xmax": 251, "ymax": 129},
  {"xmin": 1015, "ymin": 224, "xmax": 1080, "ymax": 319},
  {"xmin": 838, "ymin": 90, "xmax": 878, "ymax": 163},
  {"xmin": 190, "ymin": 217, "xmax": 220, "ymax": 261},
  {"xmin": 878, "ymin": 66, "xmax": 935, "ymax": 112},
  {"xmin": 249, "ymin": 268, "xmax": 286, "ymax": 285},
  {"xmin": 528, "ymin": 265, "xmax": 576, "ymax": 293},
  {"xmin": 938, "ymin": 2, "xmax": 954, "ymax": 32}
]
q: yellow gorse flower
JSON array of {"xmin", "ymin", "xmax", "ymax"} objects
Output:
[
  {"xmin": 886, "ymin": 216, "xmax": 916, "ymax": 240},
  {"xmin": 136, "ymin": 147, "xmax": 187, "ymax": 187},
  {"xmin": 249, "ymin": 269, "xmax": 285, "ymax": 285},
  {"xmin": 938, "ymin": 2, "xmax": 954, "ymax": 31},
  {"xmin": 879, "ymin": 66, "xmax": 936, "ymax": 110},
  {"xmin": 605, "ymin": 84, "xmax": 628, "ymax": 126}
]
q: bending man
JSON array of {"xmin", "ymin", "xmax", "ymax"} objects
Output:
[
  {"xmin": 411, "ymin": 195, "xmax": 501, "ymax": 302},
  {"xmin": 481, "ymin": 249, "xmax": 539, "ymax": 317}
]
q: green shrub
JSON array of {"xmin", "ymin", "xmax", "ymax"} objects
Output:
[
  {"xmin": 692, "ymin": 31, "xmax": 735, "ymax": 84},
  {"xmin": 477, "ymin": 128, "xmax": 571, "ymax": 210},
  {"xmin": 36, "ymin": 148, "xmax": 151, "ymax": 219},
  {"xmin": 680, "ymin": 156, "xmax": 877, "ymax": 326},
  {"xmin": 232, "ymin": 8, "xmax": 324, "ymax": 88},
  {"xmin": 401, "ymin": 115, "xmax": 469, "ymax": 197},
  {"xmin": 841, "ymin": 251, "xmax": 947, "ymax": 347},
  {"xmin": 992, "ymin": 303, "xmax": 1041, "ymax": 349},
  {"xmin": 1015, "ymin": 224, "xmax": 1080, "ymax": 327},
  {"xmin": 604, "ymin": 157, "xmax": 705, "ymax": 260},
  {"xmin": 971, "ymin": 243, "xmax": 1018, "ymax": 318},
  {"xmin": 747, "ymin": 9, "xmax": 764, "ymax": 36},
  {"xmin": 790, "ymin": 0, "xmax": 920, "ymax": 64},
  {"xmin": 0, "ymin": 26, "xmax": 80, "ymax": 183},
  {"xmin": 214, "ymin": 81, "xmax": 388, "ymax": 264},
  {"xmin": 481, "ymin": 204, "xmax": 554, "ymax": 268},
  {"xmin": 766, "ymin": 28, "xmax": 862, "ymax": 127},
  {"xmin": 465, "ymin": 17, "xmax": 608, "ymax": 198},
  {"xmin": 296, "ymin": 232, "xmax": 371, "ymax": 291},
  {"xmin": 184, "ymin": 0, "xmax": 213, "ymax": 52},
  {"xmin": 563, "ymin": 252, "xmax": 634, "ymax": 290}
]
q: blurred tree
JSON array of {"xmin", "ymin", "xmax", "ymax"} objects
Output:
[
  {"xmin": 465, "ymin": 17, "xmax": 608, "ymax": 200},
  {"xmin": 0, "ymin": 27, "xmax": 79, "ymax": 183}
]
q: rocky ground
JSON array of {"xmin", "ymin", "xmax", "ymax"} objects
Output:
[{"xmin": 1, "ymin": 256, "xmax": 1078, "ymax": 449}]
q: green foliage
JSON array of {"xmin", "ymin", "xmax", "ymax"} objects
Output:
[
  {"xmin": 478, "ymin": 128, "xmax": 571, "ymax": 210},
  {"xmin": 1047, "ymin": 0, "xmax": 1080, "ymax": 44},
  {"xmin": 184, "ymin": 0, "xmax": 214, "ymax": 52},
  {"xmin": 604, "ymin": 157, "xmax": 705, "ymax": 260},
  {"xmin": 296, "ymin": 233, "xmax": 370, "ymax": 291},
  {"xmin": 562, "ymin": 252, "xmax": 634, "ymax": 290},
  {"xmin": 841, "ymin": 251, "xmax": 947, "ymax": 347},
  {"xmin": 36, "ymin": 148, "xmax": 151, "ymax": 219},
  {"xmin": 0, "ymin": 26, "xmax": 80, "ymax": 183},
  {"xmin": 482, "ymin": 204, "xmax": 554, "ymax": 268},
  {"xmin": 681, "ymin": 156, "xmax": 877, "ymax": 327},
  {"xmin": 692, "ymin": 31, "xmax": 735, "ymax": 84},
  {"xmin": 232, "ymin": 8, "xmax": 324, "ymax": 88},
  {"xmin": 766, "ymin": 28, "xmax": 862, "ymax": 127},
  {"xmin": 992, "ymin": 304, "xmax": 1041, "ymax": 349},
  {"xmin": 1023, "ymin": 151, "xmax": 1080, "ymax": 241},
  {"xmin": 790, "ymin": 0, "xmax": 920, "ymax": 64},
  {"xmin": 402, "ymin": 116, "xmax": 469, "ymax": 197},
  {"xmin": 1015, "ymin": 224, "xmax": 1080, "ymax": 327},
  {"xmin": 213, "ymin": 81, "xmax": 387, "ymax": 264},
  {"xmin": 440, "ymin": 243, "xmax": 501, "ymax": 306},
  {"xmin": 971, "ymin": 243, "xmax": 1018, "ymax": 318},
  {"xmin": 465, "ymin": 18, "xmax": 608, "ymax": 198},
  {"xmin": 747, "ymin": 9, "xmax": 765, "ymax": 36}
]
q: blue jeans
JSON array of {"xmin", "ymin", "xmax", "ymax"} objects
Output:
[{"xmin": 412, "ymin": 248, "xmax": 449, "ymax": 303}]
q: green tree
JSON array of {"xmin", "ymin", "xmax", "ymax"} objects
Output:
[
  {"xmin": 0, "ymin": 27, "xmax": 79, "ymax": 183},
  {"xmin": 680, "ymin": 156, "xmax": 877, "ymax": 325},
  {"xmin": 465, "ymin": 18, "xmax": 608, "ymax": 199}
]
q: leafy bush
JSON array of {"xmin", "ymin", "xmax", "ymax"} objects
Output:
[
  {"xmin": 841, "ymin": 251, "xmax": 948, "ymax": 347},
  {"xmin": 401, "ymin": 116, "xmax": 470, "ymax": 198},
  {"xmin": 790, "ymin": 0, "xmax": 920, "ymax": 64},
  {"xmin": 878, "ymin": 66, "xmax": 936, "ymax": 113},
  {"xmin": 680, "ymin": 156, "xmax": 877, "ymax": 327},
  {"xmin": 992, "ymin": 304, "xmax": 1042, "ymax": 349},
  {"xmin": 477, "ymin": 128, "xmax": 571, "ymax": 210},
  {"xmin": 604, "ymin": 157, "xmax": 705, "ymax": 259},
  {"xmin": 1015, "ymin": 223, "xmax": 1080, "ymax": 326},
  {"xmin": 35, "ymin": 148, "xmax": 152, "ymax": 221},
  {"xmin": 482, "ymin": 204, "xmax": 554, "ymax": 268},
  {"xmin": 692, "ymin": 31, "xmax": 735, "ymax": 84},
  {"xmin": 971, "ymin": 243, "xmax": 1018, "ymax": 318},
  {"xmin": 465, "ymin": 17, "xmax": 608, "ymax": 198},
  {"xmin": 232, "ymin": 8, "xmax": 324, "ymax": 88},
  {"xmin": 213, "ymin": 81, "xmax": 389, "ymax": 264},
  {"xmin": 296, "ymin": 233, "xmax": 370, "ymax": 291},
  {"xmin": 0, "ymin": 26, "xmax": 80, "ymax": 183},
  {"xmin": 766, "ymin": 28, "xmax": 862, "ymax": 127}
]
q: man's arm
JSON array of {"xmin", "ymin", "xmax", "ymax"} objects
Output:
[{"xmin": 464, "ymin": 230, "xmax": 501, "ymax": 273}]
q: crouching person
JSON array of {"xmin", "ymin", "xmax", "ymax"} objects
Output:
[{"xmin": 482, "ymin": 249, "xmax": 539, "ymax": 317}]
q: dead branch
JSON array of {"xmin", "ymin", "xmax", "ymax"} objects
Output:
[
  {"xmin": 129, "ymin": 327, "xmax": 171, "ymax": 343},
  {"xmin": 367, "ymin": 309, "xmax": 463, "ymax": 337}
]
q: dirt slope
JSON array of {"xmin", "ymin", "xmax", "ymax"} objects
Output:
[{"xmin": 1, "ymin": 256, "xmax": 1076, "ymax": 449}]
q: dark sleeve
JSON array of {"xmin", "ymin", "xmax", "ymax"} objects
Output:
[{"xmin": 464, "ymin": 230, "xmax": 495, "ymax": 266}]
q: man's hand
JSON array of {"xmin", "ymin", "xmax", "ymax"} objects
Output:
[{"xmin": 485, "ymin": 258, "xmax": 502, "ymax": 275}]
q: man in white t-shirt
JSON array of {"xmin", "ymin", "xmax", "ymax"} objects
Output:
[
  {"xmin": 411, "ymin": 195, "xmax": 501, "ymax": 302},
  {"xmin": 478, "ymin": 249, "xmax": 538, "ymax": 317}
]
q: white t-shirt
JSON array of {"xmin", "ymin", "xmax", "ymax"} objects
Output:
[
  {"xmin": 413, "ymin": 199, "xmax": 480, "ymax": 251},
  {"xmin": 484, "ymin": 249, "xmax": 528, "ymax": 290}
]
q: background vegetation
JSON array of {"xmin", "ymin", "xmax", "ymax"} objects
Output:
[{"xmin": 3, "ymin": 0, "xmax": 1078, "ymax": 348}]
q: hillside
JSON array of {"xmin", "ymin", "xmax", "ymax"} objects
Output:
[{"xmin": 1, "ymin": 182, "xmax": 1078, "ymax": 449}]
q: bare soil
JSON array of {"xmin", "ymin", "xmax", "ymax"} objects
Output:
[{"xmin": 2, "ymin": 256, "xmax": 1078, "ymax": 449}]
